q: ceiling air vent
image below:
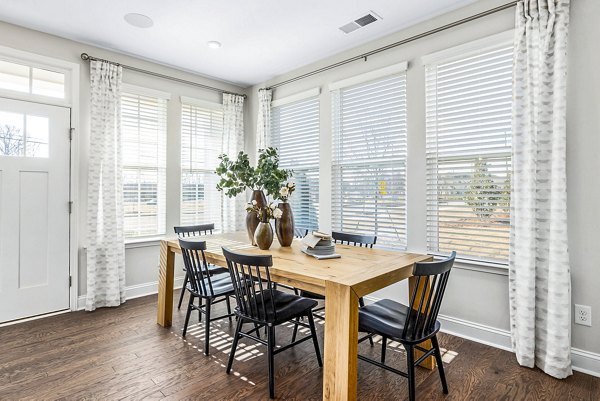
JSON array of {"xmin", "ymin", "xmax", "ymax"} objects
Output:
[{"xmin": 339, "ymin": 11, "xmax": 382, "ymax": 34}]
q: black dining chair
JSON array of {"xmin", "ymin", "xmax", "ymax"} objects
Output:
[
  {"xmin": 174, "ymin": 223, "xmax": 227, "ymax": 310},
  {"xmin": 294, "ymin": 227, "xmax": 309, "ymax": 238},
  {"xmin": 179, "ymin": 238, "xmax": 236, "ymax": 356},
  {"xmin": 222, "ymin": 247, "xmax": 322, "ymax": 399},
  {"xmin": 357, "ymin": 252, "xmax": 456, "ymax": 401},
  {"xmin": 293, "ymin": 231, "xmax": 377, "ymax": 344}
]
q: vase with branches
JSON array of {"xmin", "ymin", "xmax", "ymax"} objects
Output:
[{"xmin": 215, "ymin": 147, "xmax": 292, "ymax": 245}]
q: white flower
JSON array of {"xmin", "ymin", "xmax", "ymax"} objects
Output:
[
  {"xmin": 269, "ymin": 202, "xmax": 276, "ymax": 210},
  {"xmin": 273, "ymin": 208, "xmax": 283, "ymax": 219},
  {"xmin": 251, "ymin": 200, "xmax": 257, "ymax": 205},
  {"xmin": 287, "ymin": 181, "xmax": 295, "ymax": 188},
  {"xmin": 279, "ymin": 187, "xmax": 289, "ymax": 197}
]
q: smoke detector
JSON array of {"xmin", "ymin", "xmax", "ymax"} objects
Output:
[{"xmin": 339, "ymin": 11, "xmax": 382, "ymax": 34}]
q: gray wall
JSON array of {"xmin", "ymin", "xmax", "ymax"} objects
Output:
[
  {"xmin": 246, "ymin": 0, "xmax": 600, "ymax": 355},
  {"xmin": 0, "ymin": 0, "xmax": 597, "ymax": 357},
  {"xmin": 0, "ymin": 20, "xmax": 250, "ymax": 298}
]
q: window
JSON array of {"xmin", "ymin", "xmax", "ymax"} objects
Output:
[
  {"xmin": 271, "ymin": 93, "xmax": 320, "ymax": 231},
  {"xmin": 121, "ymin": 89, "xmax": 168, "ymax": 238},
  {"xmin": 424, "ymin": 34, "xmax": 513, "ymax": 264},
  {"xmin": 331, "ymin": 67, "xmax": 408, "ymax": 249},
  {"xmin": 0, "ymin": 59, "xmax": 65, "ymax": 99},
  {"xmin": 0, "ymin": 111, "xmax": 49, "ymax": 158},
  {"xmin": 180, "ymin": 99, "xmax": 224, "ymax": 228}
]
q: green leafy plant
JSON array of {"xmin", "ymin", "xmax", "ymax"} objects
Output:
[
  {"xmin": 215, "ymin": 151, "xmax": 256, "ymax": 197},
  {"xmin": 215, "ymin": 147, "xmax": 292, "ymax": 199},
  {"xmin": 255, "ymin": 147, "xmax": 292, "ymax": 199}
]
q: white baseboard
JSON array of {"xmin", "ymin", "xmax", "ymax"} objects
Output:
[
  {"xmin": 76, "ymin": 276, "xmax": 185, "ymax": 311},
  {"xmin": 571, "ymin": 348, "xmax": 600, "ymax": 378},
  {"xmin": 364, "ymin": 296, "xmax": 600, "ymax": 378}
]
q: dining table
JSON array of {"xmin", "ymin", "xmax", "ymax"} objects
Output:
[{"xmin": 156, "ymin": 231, "xmax": 434, "ymax": 401}]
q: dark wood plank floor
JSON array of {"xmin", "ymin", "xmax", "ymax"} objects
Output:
[{"xmin": 1, "ymin": 291, "xmax": 598, "ymax": 400}]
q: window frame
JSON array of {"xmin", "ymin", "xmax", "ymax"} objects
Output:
[
  {"xmin": 0, "ymin": 52, "xmax": 71, "ymax": 106},
  {"xmin": 422, "ymin": 30, "xmax": 514, "ymax": 266},
  {"xmin": 329, "ymin": 62, "xmax": 409, "ymax": 250},
  {"xmin": 270, "ymin": 88, "xmax": 321, "ymax": 231},
  {"xmin": 120, "ymin": 83, "xmax": 169, "ymax": 240},
  {"xmin": 179, "ymin": 96, "xmax": 224, "ymax": 229}
]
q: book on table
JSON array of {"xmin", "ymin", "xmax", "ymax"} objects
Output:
[{"xmin": 301, "ymin": 232, "xmax": 340, "ymax": 259}]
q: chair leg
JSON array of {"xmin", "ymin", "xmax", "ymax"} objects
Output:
[
  {"xmin": 227, "ymin": 318, "xmax": 243, "ymax": 374},
  {"xmin": 178, "ymin": 271, "xmax": 189, "ymax": 310},
  {"xmin": 226, "ymin": 296, "xmax": 232, "ymax": 322},
  {"xmin": 381, "ymin": 336, "xmax": 387, "ymax": 364},
  {"xmin": 204, "ymin": 299, "xmax": 212, "ymax": 355},
  {"xmin": 291, "ymin": 317, "xmax": 300, "ymax": 343},
  {"xmin": 182, "ymin": 294, "xmax": 194, "ymax": 337},
  {"xmin": 358, "ymin": 297, "xmax": 374, "ymax": 346},
  {"xmin": 432, "ymin": 335, "xmax": 448, "ymax": 394},
  {"xmin": 406, "ymin": 344, "xmax": 416, "ymax": 401},
  {"xmin": 307, "ymin": 313, "xmax": 323, "ymax": 367},
  {"xmin": 198, "ymin": 297, "xmax": 203, "ymax": 322},
  {"xmin": 254, "ymin": 323, "xmax": 261, "ymax": 340},
  {"xmin": 267, "ymin": 325, "xmax": 276, "ymax": 399}
]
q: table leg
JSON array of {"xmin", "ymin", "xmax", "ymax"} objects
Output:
[
  {"xmin": 408, "ymin": 275, "xmax": 435, "ymax": 369},
  {"xmin": 157, "ymin": 241, "xmax": 175, "ymax": 327},
  {"xmin": 323, "ymin": 281, "xmax": 359, "ymax": 401}
]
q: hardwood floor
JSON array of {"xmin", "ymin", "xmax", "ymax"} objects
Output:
[{"xmin": 0, "ymin": 291, "xmax": 598, "ymax": 400}]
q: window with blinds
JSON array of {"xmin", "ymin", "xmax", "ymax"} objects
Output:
[
  {"xmin": 331, "ymin": 72, "xmax": 407, "ymax": 249},
  {"xmin": 425, "ymin": 37, "xmax": 513, "ymax": 264},
  {"xmin": 180, "ymin": 102, "xmax": 224, "ymax": 229},
  {"xmin": 121, "ymin": 90, "xmax": 167, "ymax": 238},
  {"xmin": 271, "ymin": 96, "xmax": 320, "ymax": 231}
]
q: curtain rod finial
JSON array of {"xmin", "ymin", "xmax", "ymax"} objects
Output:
[{"xmin": 81, "ymin": 53, "xmax": 90, "ymax": 61}]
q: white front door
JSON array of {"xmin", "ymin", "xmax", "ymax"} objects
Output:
[{"xmin": 0, "ymin": 97, "xmax": 71, "ymax": 323}]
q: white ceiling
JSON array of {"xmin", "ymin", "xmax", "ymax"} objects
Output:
[{"xmin": 0, "ymin": 0, "xmax": 480, "ymax": 87}]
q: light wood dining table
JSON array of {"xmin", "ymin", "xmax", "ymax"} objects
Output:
[{"xmin": 156, "ymin": 232, "xmax": 433, "ymax": 401}]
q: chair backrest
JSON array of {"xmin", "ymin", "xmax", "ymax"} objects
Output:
[
  {"xmin": 174, "ymin": 223, "xmax": 215, "ymax": 237},
  {"xmin": 294, "ymin": 228, "xmax": 309, "ymax": 238},
  {"xmin": 222, "ymin": 247, "xmax": 276, "ymax": 323},
  {"xmin": 402, "ymin": 252, "xmax": 456, "ymax": 339},
  {"xmin": 332, "ymin": 231, "xmax": 377, "ymax": 248},
  {"xmin": 179, "ymin": 238, "xmax": 217, "ymax": 297}
]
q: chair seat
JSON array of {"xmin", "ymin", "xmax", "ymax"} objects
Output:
[
  {"xmin": 187, "ymin": 272, "xmax": 235, "ymax": 297},
  {"xmin": 300, "ymin": 289, "xmax": 325, "ymax": 300},
  {"xmin": 358, "ymin": 299, "xmax": 441, "ymax": 344},
  {"xmin": 239, "ymin": 290, "xmax": 318, "ymax": 324}
]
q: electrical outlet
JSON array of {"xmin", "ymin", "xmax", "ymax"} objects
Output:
[{"xmin": 575, "ymin": 304, "xmax": 592, "ymax": 327}]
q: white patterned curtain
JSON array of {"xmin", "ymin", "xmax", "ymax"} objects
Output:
[
  {"xmin": 255, "ymin": 88, "xmax": 272, "ymax": 154},
  {"xmin": 222, "ymin": 93, "xmax": 245, "ymax": 232},
  {"xmin": 85, "ymin": 60, "xmax": 126, "ymax": 311},
  {"xmin": 509, "ymin": 0, "xmax": 571, "ymax": 378}
]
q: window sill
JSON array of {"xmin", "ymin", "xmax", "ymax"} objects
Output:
[
  {"xmin": 430, "ymin": 255, "xmax": 509, "ymax": 276},
  {"xmin": 124, "ymin": 236, "xmax": 165, "ymax": 249}
]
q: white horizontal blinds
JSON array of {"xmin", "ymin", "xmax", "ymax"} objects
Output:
[
  {"xmin": 180, "ymin": 103, "xmax": 224, "ymax": 229},
  {"xmin": 331, "ymin": 73, "xmax": 407, "ymax": 249},
  {"xmin": 425, "ymin": 42, "xmax": 513, "ymax": 264},
  {"xmin": 121, "ymin": 91, "xmax": 167, "ymax": 238},
  {"xmin": 271, "ymin": 96, "xmax": 320, "ymax": 231}
]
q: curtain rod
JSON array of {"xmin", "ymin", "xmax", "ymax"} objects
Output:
[
  {"xmin": 262, "ymin": 0, "xmax": 518, "ymax": 90},
  {"xmin": 80, "ymin": 53, "xmax": 247, "ymax": 99}
]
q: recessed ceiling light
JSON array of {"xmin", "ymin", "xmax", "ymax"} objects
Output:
[
  {"xmin": 207, "ymin": 41, "xmax": 222, "ymax": 49},
  {"xmin": 124, "ymin": 13, "xmax": 154, "ymax": 28}
]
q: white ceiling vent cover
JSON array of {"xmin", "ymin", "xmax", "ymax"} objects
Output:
[{"xmin": 339, "ymin": 11, "xmax": 382, "ymax": 34}]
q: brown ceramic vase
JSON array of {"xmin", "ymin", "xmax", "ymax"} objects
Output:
[
  {"xmin": 275, "ymin": 202, "xmax": 294, "ymax": 247},
  {"xmin": 246, "ymin": 190, "xmax": 267, "ymax": 246},
  {"xmin": 254, "ymin": 221, "xmax": 274, "ymax": 250}
]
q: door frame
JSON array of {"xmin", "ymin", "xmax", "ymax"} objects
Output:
[{"xmin": 0, "ymin": 45, "xmax": 80, "ymax": 313}]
